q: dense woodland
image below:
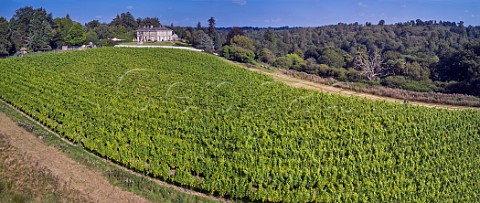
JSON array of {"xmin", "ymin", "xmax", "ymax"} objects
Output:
[
  {"xmin": 1, "ymin": 7, "xmax": 479, "ymax": 97},
  {"xmin": 205, "ymin": 23, "xmax": 480, "ymax": 97}
]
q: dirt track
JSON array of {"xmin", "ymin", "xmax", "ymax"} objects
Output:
[
  {"xmin": 0, "ymin": 112, "xmax": 151, "ymax": 203},
  {"xmin": 247, "ymin": 67, "xmax": 478, "ymax": 111}
]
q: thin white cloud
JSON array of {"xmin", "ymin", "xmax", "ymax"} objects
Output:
[
  {"xmin": 401, "ymin": 4, "xmax": 407, "ymax": 8},
  {"xmin": 127, "ymin": 5, "xmax": 134, "ymax": 10},
  {"xmin": 232, "ymin": 0, "xmax": 246, "ymax": 6},
  {"xmin": 264, "ymin": 18, "xmax": 281, "ymax": 23},
  {"xmin": 357, "ymin": 2, "xmax": 368, "ymax": 8}
]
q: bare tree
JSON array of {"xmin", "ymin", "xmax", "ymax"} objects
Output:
[{"xmin": 354, "ymin": 50, "xmax": 392, "ymax": 80}]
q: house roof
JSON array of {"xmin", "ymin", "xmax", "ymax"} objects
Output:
[{"xmin": 136, "ymin": 27, "xmax": 173, "ymax": 32}]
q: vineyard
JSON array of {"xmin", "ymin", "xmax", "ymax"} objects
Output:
[{"xmin": 0, "ymin": 48, "xmax": 479, "ymax": 202}]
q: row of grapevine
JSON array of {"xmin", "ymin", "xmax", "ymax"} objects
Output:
[{"xmin": 0, "ymin": 48, "xmax": 479, "ymax": 202}]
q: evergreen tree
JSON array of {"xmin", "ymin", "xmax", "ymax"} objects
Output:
[
  {"xmin": 208, "ymin": 17, "xmax": 216, "ymax": 38},
  {"xmin": 378, "ymin": 19, "xmax": 385, "ymax": 26},
  {"xmin": 138, "ymin": 17, "xmax": 160, "ymax": 28},
  {"xmin": 29, "ymin": 20, "xmax": 54, "ymax": 51},
  {"xmin": 200, "ymin": 32, "xmax": 214, "ymax": 52},
  {"xmin": 27, "ymin": 9, "xmax": 54, "ymax": 51},
  {"xmin": 121, "ymin": 12, "xmax": 138, "ymax": 31},
  {"xmin": 196, "ymin": 21, "xmax": 202, "ymax": 31},
  {"xmin": 8, "ymin": 6, "xmax": 35, "ymax": 52},
  {"xmin": 0, "ymin": 17, "xmax": 11, "ymax": 55},
  {"xmin": 214, "ymin": 33, "xmax": 223, "ymax": 51},
  {"xmin": 110, "ymin": 12, "xmax": 137, "ymax": 31},
  {"xmin": 85, "ymin": 20, "xmax": 101, "ymax": 31}
]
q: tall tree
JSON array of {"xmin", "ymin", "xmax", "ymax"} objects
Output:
[
  {"xmin": 191, "ymin": 30, "xmax": 206, "ymax": 48},
  {"xmin": 29, "ymin": 20, "xmax": 54, "ymax": 51},
  {"xmin": 28, "ymin": 8, "xmax": 55, "ymax": 51},
  {"xmin": 54, "ymin": 15, "xmax": 74, "ymax": 43},
  {"xmin": 199, "ymin": 32, "xmax": 214, "ymax": 52},
  {"xmin": 111, "ymin": 14, "xmax": 122, "ymax": 27},
  {"xmin": 65, "ymin": 22, "xmax": 86, "ymax": 46},
  {"xmin": 8, "ymin": 6, "xmax": 35, "ymax": 52},
  {"xmin": 95, "ymin": 24, "xmax": 111, "ymax": 39},
  {"xmin": 208, "ymin": 17, "xmax": 216, "ymax": 38},
  {"xmin": 110, "ymin": 12, "xmax": 137, "ymax": 31},
  {"xmin": 138, "ymin": 17, "xmax": 160, "ymax": 28},
  {"xmin": 354, "ymin": 50, "xmax": 391, "ymax": 80},
  {"xmin": 0, "ymin": 17, "xmax": 11, "ymax": 55},
  {"xmin": 264, "ymin": 29, "xmax": 276, "ymax": 43},
  {"xmin": 378, "ymin": 19, "xmax": 385, "ymax": 26},
  {"xmin": 85, "ymin": 20, "xmax": 101, "ymax": 31},
  {"xmin": 85, "ymin": 30, "xmax": 99, "ymax": 44},
  {"xmin": 214, "ymin": 32, "xmax": 223, "ymax": 51},
  {"xmin": 7, "ymin": 7, "xmax": 55, "ymax": 52},
  {"xmin": 122, "ymin": 12, "xmax": 138, "ymax": 31},
  {"xmin": 196, "ymin": 22, "xmax": 202, "ymax": 31},
  {"xmin": 226, "ymin": 27, "xmax": 244, "ymax": 45},
  {"xmin": 436, "ymin": 41, "xmax": 480, "ymax": 82}
]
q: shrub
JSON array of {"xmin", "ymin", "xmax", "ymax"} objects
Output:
[
  {"xmin": 346, "ymin": 68, "xmax": 363, "ymax": 82},
  {"xmin": 381, "ymin": 76, "xmax": 408, "ymax": 89},
  {"xmin": 382, "ymin": 76, "xmax": 433, "ymax": 92},
  {"xmin": 12, "ymin": 193, "xmax": 30, "ymax": 203},
  {"xmin": 223, "ymin": 45, "xmax": 255, "ymax": 63},
  {"xmin": 445, "ymin": 81, "xmax": 470, "ymax": 94},
  {"xmin": 274, "ymin": 56, "xmax": 293, "ymax": 69}
]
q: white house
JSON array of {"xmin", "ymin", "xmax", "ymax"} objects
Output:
[{"xmin": 136, "ymin": 26, "xmax": 179, "ymax": 43}]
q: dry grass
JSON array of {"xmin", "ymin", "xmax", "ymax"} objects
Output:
[
  {"xmin": 0, "ymin": 133, "xmax": 90, "ymax": 203},
  {"xmin": 284, "ymin": 70, "xmax": 480, "ymax": 107}
]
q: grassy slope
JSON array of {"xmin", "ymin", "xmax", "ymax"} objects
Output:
[{"xmin": 0, "ymin": 48, "xmax": 479, "ymax": 202}]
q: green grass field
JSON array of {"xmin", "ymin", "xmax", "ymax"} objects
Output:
[{"xmin": 0, "ymin": 48, "xmax": 479, "ymax": 202}]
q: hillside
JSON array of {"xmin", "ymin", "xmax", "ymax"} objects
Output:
[
  {"xmin": 0, "ymin": 48, "xmax": 479, "ymax": 202},
  {"xmin": 3, "ymin": 6, "xmax": 479, "ymax": 97}
]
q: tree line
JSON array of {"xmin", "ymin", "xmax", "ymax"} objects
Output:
[
  {"xmin": 187, "ymin": 19, "xmax": 480, "ymax": 97},
  {"xmin": 0, "ymin": 7, "xmax": 162, "ymax": 55},
  {"xmin": 1, "ymin": 6, "xmax": 479, "ymax": 97}
]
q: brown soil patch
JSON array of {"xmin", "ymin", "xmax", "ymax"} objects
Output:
[{"xmin": 0, "ymin": 112, "xmax": 151, "ymax": 203}]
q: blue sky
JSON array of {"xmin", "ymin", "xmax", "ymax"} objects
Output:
[{"xmin": 1, "ymin": 0, "xmax": 479, "ymax": 27}]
